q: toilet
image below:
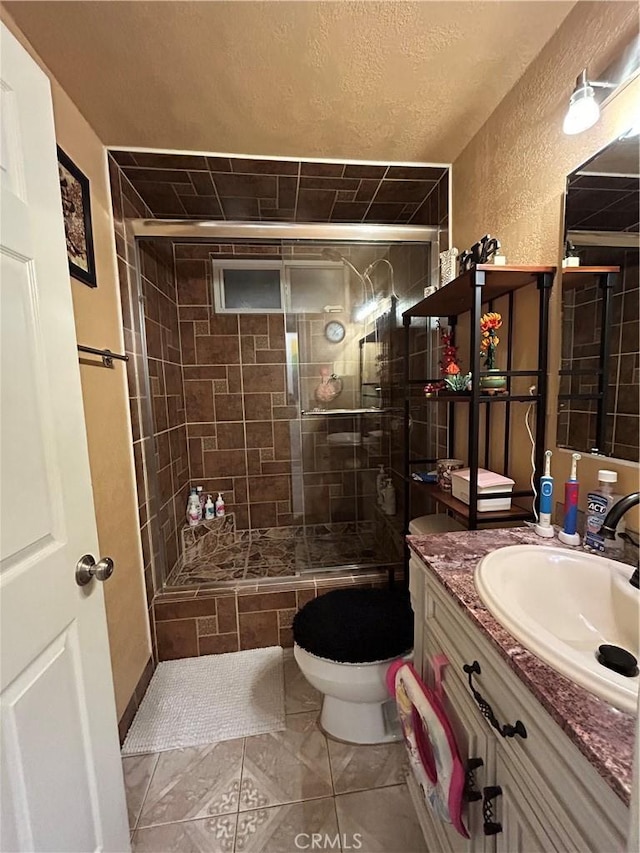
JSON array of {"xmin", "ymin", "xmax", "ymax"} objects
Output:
[
  {"xmin": 292, "ymin": 587, "xmax": 413, "ymax": 744},
  {"xmin": 408, "ymin": 513, "xmax": 465, "ymax": 536}
]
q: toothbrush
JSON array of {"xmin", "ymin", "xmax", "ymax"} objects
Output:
[
  {"xmin": 558, "ymin": 453, "xmax": 581, "ymax": 546},
  {"xmin": 534, "ymin": 450, "xmax": 555, "ymax": 538}
]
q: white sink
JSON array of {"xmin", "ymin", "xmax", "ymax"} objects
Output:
[{"xmin": 475, "ymin": 545, "xmax": 639, "ymax": 714}]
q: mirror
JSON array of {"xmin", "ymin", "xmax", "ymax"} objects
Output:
[{"xmin": 558, "ymin": 130, "xmax": 639, "ymax": 463}]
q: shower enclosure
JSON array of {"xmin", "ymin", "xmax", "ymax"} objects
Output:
[{"xmin": 129, "ymin": 223, "xmax": 441, "ymax": 591}]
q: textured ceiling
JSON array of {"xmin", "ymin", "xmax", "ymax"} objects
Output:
[{"xmin": 5, "ymin": 1, "xmax": 575, "ymax": 163}]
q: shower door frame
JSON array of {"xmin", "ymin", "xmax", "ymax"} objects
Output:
[{"xmin": 127, "ymin": 220, "xmax": 440, "ymax": 591}]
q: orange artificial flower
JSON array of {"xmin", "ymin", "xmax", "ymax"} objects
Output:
[
  {"xmin": 480, "ymin": 312, "xmax": 502, "ymax": 333},
  {"xmin": 446, "ymin": 362, "xmax": 460, "ymax": 375},
  {"xmin": 481, "ymin": 336, "xmax": 499, "ymax": 350}
]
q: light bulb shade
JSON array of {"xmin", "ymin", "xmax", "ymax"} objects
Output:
[{"xmin": 563, "ymin": 85, "xmax": 600, "ymax": 135}]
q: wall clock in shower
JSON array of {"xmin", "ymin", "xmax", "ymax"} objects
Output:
[{"xmin": 324, "ymin": 321, "xmax": 346, "ymax": 343}]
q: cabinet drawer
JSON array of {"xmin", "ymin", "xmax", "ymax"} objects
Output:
[{"xmin": 421, "ymin": 570, "xmax": 627, "ymax": 852}]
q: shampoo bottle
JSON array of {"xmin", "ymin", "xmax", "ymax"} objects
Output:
[
  {"xmin": 382, "ymin": 479, "xmax": 396, "ymax": 516},
  {"xmin": 215, "ymin": 492, "xmax": 225, "ymax": 518}
]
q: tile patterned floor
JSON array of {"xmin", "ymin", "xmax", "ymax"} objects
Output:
[
  {"xmin": 169, "ymin": 522, "xmax": 390, "ymax": 586},
  {"xmin": 124, "ymin": 652, "xmax": 427, "ymax": 852}
]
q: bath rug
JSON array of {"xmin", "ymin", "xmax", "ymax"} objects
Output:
[{"xmin": 122, "ymin": 646, "xmax": 285, "ymax": 755}]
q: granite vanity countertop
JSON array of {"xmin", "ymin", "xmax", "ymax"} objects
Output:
[{"xmin": 407, "ymin": 526, "xmax": 636, "ymax": 806}]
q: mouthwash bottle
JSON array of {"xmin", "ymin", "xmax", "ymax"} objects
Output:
[{"xmin": 584, "ymin": 470, "xmax": 624, "ymax": 554}]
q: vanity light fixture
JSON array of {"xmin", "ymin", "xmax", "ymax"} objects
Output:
[{"xmin": 563, "ymin": 69, "xmax": 616, "ymax": 135}]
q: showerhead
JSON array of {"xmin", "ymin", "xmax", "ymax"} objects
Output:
[
  {"xmin": 321, "ymin": 248, "xmax": 344, "ymax": 262},
  {"xmin": 321, "ymin": 248, "xmax": 374, "ymax": 300}
]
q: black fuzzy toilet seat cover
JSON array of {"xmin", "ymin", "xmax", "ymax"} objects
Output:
[{"xmin": 292, "ymin": 587, "xmax": 414, "ymax": 664}]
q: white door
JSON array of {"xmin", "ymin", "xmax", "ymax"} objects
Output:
[{"xmin": 0, "ymin": 23, "xmax": 130, "ymax": 853}]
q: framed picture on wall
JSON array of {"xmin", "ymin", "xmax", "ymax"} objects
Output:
[{"xmin": 57, "ymin": 146, "xmax": 97, "ymax": 288}]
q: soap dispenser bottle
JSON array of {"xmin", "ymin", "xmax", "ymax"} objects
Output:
[
  {"xmin": 204, "ymin": 494, "xmax": 215, "ymax": 521},
  {"xmin": 215, "ymin": 492, "xmax": 225, "ymax": 518},
  {"xmin": 186, "ymin": 488, "xmax": 202, "ymax": 527},
  {"xmin": 382, "ymin": 479, "xmax": 396, "ymax": 516}
]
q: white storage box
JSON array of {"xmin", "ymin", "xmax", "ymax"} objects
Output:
[{"xmin": 451, "ymin": 468, "xmax": 515, "ymax": 512}]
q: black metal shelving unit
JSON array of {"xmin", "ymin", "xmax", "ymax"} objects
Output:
[
  {"xmin": 558, "ymin": 266, "xmax": 620, "ymax": 452},
  {"xmin": 401, "ymin": 264, "xmax": 556, "ymax": 537}
]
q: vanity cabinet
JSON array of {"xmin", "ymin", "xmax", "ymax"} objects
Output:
[{"xmin": 407, "ymin": 555, "xmax": 629, "ymax": 853}]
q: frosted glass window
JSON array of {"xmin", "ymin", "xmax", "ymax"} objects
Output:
[
  {"xmin": 288, "ymin": 266, "xmax": 345, "ymax": 312},
  {"xmin": 221, "ymin": 268, "xmax": 283, "ymax": 310}
]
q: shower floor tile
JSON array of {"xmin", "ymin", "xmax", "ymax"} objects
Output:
[
  {"xmin": 167, "ymin": 525, "xmax": 392, "ymax": 586},
  {"xmin": 305, "ymin": 533, "xmax": 378, "ymax": 570}
]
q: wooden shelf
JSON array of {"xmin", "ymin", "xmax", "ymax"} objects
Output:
[
  {"xmin": 411, "ymin": 393, "xmax": 541, "ymax": 403},
  {"xmin": 413, "ymin": 482, "xmax": 534, "ymax": 523},
  {"xmin": 561, "ymin": 265, "xmax": 620, "ymax": 289},
  {"xmin": 403, "ymin": 264, "xmax": 556, "ymax": 319}
]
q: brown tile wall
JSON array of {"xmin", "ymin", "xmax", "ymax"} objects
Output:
[
  {"xmin": 109, "ymin": 155, "xmax": 158, "ymax": 641},
  {"xmin": 559, "ymin": 246, "xmax": 639, "ymax": 462},
  {"xmin": 175, "ymin": 242, "xmax": 410, "ymax": 530},
  {"xmin": 151, "ymin": 570, "xmax": 394, "ymax": 661},
  {"xmin": 139, "ymin": 239, "xmax": 190, "ymax": 576},
  {"xmin": 175, "ymin": 246, "xmax": 295, "ymax": 529}
]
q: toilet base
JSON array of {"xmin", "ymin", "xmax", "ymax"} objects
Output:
[{"xmin": 319, "ymin": 694, "xmax": 403, "ymax": 744}]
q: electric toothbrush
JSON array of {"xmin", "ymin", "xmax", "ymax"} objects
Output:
[
  {"xmin": 558, "ymin": 453, "xmax": 581, "ymax": 546},
  {"xmin": 534, "ymin": 450, "xmax": 555, "ymax": 538}
]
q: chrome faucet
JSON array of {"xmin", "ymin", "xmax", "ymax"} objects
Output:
[{"xmin": 602, "ymin": 492, "xmax": 639, "ymax": 589}]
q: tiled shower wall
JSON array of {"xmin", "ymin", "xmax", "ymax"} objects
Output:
[
  {"xmin": 174, "ymin": 242, "xmax": 388, "ymax": 531},
  {"xmin": 109, "ymin": 160, "xmax": 190, "ymax": 615},
  {"xmin": 109, "ymin": 155, "xmax": 157, "ymax": 621},
  {"xmin": 138, "ymin": 240, "xmax": 190, "ymax": 575},
  {"xmin": 558, "ymin": 246, "xmax": 639, "ymax": 462},
  {"xmin": 175, "ymin": 244, "xmax": 296, "ymax": 530}
]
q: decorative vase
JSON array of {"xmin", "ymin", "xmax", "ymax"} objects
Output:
[{"xmin": 480, "ymin": 370, "xmax": 507, "ymax": 393}]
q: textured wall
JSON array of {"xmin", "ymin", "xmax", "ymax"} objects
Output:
[
  {"xmin": 452, "ymin": 0, "xmax": 640, "ymax": 526},
  {"xmin": 0, "ymin": 10, "xmax": 152, "ymax": 720}
]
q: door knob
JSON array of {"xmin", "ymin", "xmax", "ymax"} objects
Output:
[{"xmin": 75, "ymin": 554, "xmax": 115, "ymax": 586}]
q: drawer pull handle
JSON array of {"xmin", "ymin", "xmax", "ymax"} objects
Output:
[
  {"xmin": 482, "ymin": 785, "xmax": 503, "ymax": 835},
  {"xmin": 463, "ymin": 660, "xmax": 528, "ymax": 739},
  {"xmin": 464, "ymin": 757, "xmax": 483, "ymax": 802}
]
